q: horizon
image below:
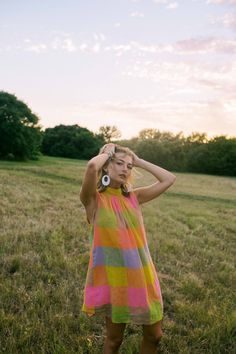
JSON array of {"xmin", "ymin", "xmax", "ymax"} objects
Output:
[{"xmin": 38, "ymin": 120, "xmax": 235, "ymax": 140}]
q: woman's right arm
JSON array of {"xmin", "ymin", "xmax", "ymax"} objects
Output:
[{"xmin": 79, "ymin": 143, "xmax": 115, "ymax": 207}]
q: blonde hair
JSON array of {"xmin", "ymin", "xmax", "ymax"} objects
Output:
[{"xmin": 97, "ymin": 145, "xmax": 134, "ymax": 196}]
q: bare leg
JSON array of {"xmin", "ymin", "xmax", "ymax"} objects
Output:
[
  {"xmin": 103, "ymin": 316, "xmax": 126, "ymax": 354},
  {"xmin": 140, "ymin": 320, "xmax": 163, "ymax": 354}
]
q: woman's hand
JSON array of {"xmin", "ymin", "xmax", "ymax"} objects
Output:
[
  {"xmin": 99, "ymin": 143, "xmax": 116, "ymax": 157},
  {"xmin": 131, "ymin": 151, "xmax": 142, "ymax": 167}
]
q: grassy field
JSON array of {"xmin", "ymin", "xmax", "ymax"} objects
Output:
[{"xmin": 0, "ymin": 156, "xmax": 235, "ymax": 354}]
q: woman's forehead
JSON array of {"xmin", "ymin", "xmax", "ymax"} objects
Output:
[{"xmin": 115, "ymin": 153, "xmax": 133, "ymax": 163}]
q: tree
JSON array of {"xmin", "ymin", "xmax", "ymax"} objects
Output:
[
  {"xmin": 42, "ymin": 124, "xmax": 105, "ymax": 159},
  {"xmin": 98, "ymin": 125, "xmax": 121, "ymax": 142},
  {"xmin": 186, "ymin": 135, "xmax": 236, "ymax": 176},
  {"xmin": 185, "ymin": 132, "xmax": 208, "ymax": 145},
  {"xmin": 138, "ymin": 129, "xmax": 158, "ymax": 140},
  {"xmin": 0, "ymin": 91, "xmax": 42, "ymax": 160},
  {"xmin": 119, "ymin": 129, "xmax": 236, "ymax": 176},
  {"xmin": 136, "ymin": 130, "xmax": 186, "ymax": 171}
]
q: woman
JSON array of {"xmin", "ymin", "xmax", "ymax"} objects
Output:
[{"xmin": 80, "ymin": 143, "xmax": 176, "ymax": 354}]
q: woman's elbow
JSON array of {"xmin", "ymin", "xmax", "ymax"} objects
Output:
[{"xmin": 168, "ymin": 174, "xmax": 176, "ymax": 185}]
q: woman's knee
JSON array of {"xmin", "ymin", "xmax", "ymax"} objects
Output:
[
  {"xmin": 106, "ymin": 333, "xmax": 124, "ymax": 348},
  {"xmin": 144, "ymin": 330, "xmax": 162, "ymax": 345},
  {"xmin": 143, "ymin": 322, "xmax": 163, "ymax": 345},
  {"xmin": 105, "ymin": 317, "xmax": 126, "ymax": 349}
]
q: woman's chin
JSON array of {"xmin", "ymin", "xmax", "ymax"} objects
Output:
[{"xmin": 109, "ymin": 181, "xmax": 121, "ymax": 188}]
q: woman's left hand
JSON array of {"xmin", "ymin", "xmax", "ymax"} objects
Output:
[{"xmin": 131, "ymin": 151, "xmax": 142, "ymax": 167}]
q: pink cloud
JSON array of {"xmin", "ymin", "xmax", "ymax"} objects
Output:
[
  {"xmin": 175, "ymin": 37, "xmax": 236, "ymax": 54},
  {"xmin": 209, "ymin": 13, "xmax": 236, "ymax": 29}
]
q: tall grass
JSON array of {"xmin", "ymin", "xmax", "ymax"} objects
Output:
[{"xmin": 0, "ymin": 156, "xmax": 235, "ymax": 353}]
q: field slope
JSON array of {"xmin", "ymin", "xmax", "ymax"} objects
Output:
[{"xmin": 0, "ymin": 156, "xmax": 235, "ymax": 354}]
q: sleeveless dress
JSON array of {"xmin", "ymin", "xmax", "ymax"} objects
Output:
[{"xmin": 82, "ymin": 187, "xmax": 163, "ymax": 325}]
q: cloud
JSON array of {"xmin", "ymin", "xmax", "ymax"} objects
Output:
[
  {"xmin": 53, "ymin": 45, "xmax": 236, "ymax": 138},
  {"xmin": 93, "ymin": 37, "xmax": 236, "ymax": 57},
  {"xmin": 209, "ymin": 13, "xmax": 236, "ymax": 29},
  {"xmin": 175, "ymin": 37, "xmax": 236, "ymax": 54},
  {"xmin": 92, "ymin": 43, "xmax": 100, "ymax": 52},
  {"xmin": 105, "ymin": 44, "xmax": 132, "ymax": 56},
  {"xmin": 62, "ymin": 38, "xmax": 77, "ymax": 52},
  {"xmin": 123, "ymin": 59, "xmax": 236, "ymax": 100},
  {"xmin": 51, "ymin": 36, "xmax": 77, "ymax": 52},
  {"xmin": 116, "ymin": 37, "xmax": 236, "ymax": 55},
  {"xmin": 3, "ymin": 34, "xmax": 234, "ymax": 58},
  {"xmin": 22, "ymin": 38, "xmax": 47, "ymax": 53},
  {"xmin": 153, "ymin": 0, "xmax": 169, "ymax": 3},
  {"xmin": 130, "ymin": 12, "xmax": 144, "ymax": 17},
  {"xmin": 25, "ymin": 43, "xmax": 47, "ymax": 53},
  {"xmin": 153, "ymin": 0, "xmax": 179, "ymax": 9},
  {"xmin": 207, "ymin": 0, "xmax": 236, "ymax": 5},
  {"xmin": 79, "ymin": 43, "xmax": 89, "ymax": 52},
  {"xmin": 20, "ymin": 32, "xmax": 109, "ymax": 54},
  {"xmin": 166, "ymin": 2, "xmax": 179, "ymax": 9},
  {"xmin": 93, "ymin": 33, "xmax": 106, "ymax": 41},
  {"xmin": 2, "ymin": 35, "xmax": 233, "ymax": 58}
]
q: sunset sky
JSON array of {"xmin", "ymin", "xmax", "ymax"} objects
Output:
[{"xmin": 1, "ymin": 0, "xmax": 236, "ymax": 139}]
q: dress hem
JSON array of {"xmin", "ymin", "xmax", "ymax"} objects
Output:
[{"xmin": 82, "ymin": 309, "xmax": 163, "ymax": 325}]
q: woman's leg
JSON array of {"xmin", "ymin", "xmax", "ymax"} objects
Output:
[
  {"xmin": 140, "ymin": 320, "xmax": 163, "ymax": 354},
  {"xmin": 103, "ymin": 316, "xmax": 126, "ymax": 354}
]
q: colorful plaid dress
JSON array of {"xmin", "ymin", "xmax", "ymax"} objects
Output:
[{"xmin": 82, "ymin": 186, "xmax": 163, "ymax": 324}]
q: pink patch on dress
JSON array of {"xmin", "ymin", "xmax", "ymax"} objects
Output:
[
  {"xmin": 128, "ymin": 287, "xmax": 148, "ymax": 307},
  {"xmin": 85, "ymin": 285, "xmax": 110, "ymax": 307},
  {"xmin": 111, "ymin": 196, "xmax": 122, "ymax": 212}
]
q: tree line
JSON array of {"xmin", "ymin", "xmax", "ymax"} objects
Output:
[
  {"xmin": 119, "ymin": 130, "xmax": 236, "ymax": 176},
  {"xmin": 1, "ymin": 91, "xmax": 235, "ymax": 176}
]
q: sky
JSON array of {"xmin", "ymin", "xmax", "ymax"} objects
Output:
[{"xmin": 1, "ymin": 0, "xmax": 236, "ymax": 139}]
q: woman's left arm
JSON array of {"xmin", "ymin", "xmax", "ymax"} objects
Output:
[{"xmin": 133, "ymin": 155, "xmax": 176, "ymax": 204}]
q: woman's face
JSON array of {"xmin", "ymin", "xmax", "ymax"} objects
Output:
[{"xmin": 106, "ymin": 152, "xmax": 133, "ymax": 188}]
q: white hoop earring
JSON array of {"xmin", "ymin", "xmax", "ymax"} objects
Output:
[{"xmin": 102, "ymin": 174, "xmax": 110, "ymax": 186}]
